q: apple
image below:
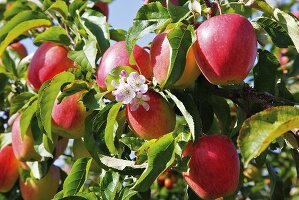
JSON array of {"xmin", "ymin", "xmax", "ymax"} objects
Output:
[
  {"xmin": 126, "ymin": 90, "xmax": 176, "ymax": 140},
  {"xmin": 96, "ymin": 41, "xmax": 152, "ymax": 91},
  {"xmin": 0, "ymin": 145, "xmax": 19, "ymax": 193},
  {"xmin": 164, "ymin": 178, "xmax": 173, "ymax": 189},
  {"xmin": 150, "ymin": 32, "xmax": 200, "ymax": 88},
  {"xmin": 292, "ymin": 10, "xmax": 299, "ymax": 19},
  {"xmin": 52, "ymin": 92, "xmax": 88, "ymax": 139},
  {"xmin": 20, "ymin": 165, "xmax": 60, "ymax": 200},
  {"xmin": 27, "ymin": 41, "xmax": 74, "ymax": 90},
  {"xmin": 194, "ymin": 13, "xmax": 257, "ymax": 85},
  {"xmin": 12, "ymin": 115, "xmax": 41, "ymax": 161},
  {"xmin": 94, "ymin": 2, "xmax": 109, "ymax": 18},
  {"xmin": 9, "ymin": 42, "xmax": 28, "ymax": 59},
  {"xmin": 144, "ymin": 0, "xmax": 179, "ymax": 7},
  {"xmin": 73, "ymin": 139, "xmax": 101, "ymax": 172},
  {"xmin": 183, "ymin": 134, "xmax": 240, "ymax": 199}
]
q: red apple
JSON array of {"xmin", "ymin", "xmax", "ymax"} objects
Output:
[
  {"xmin": 96, "ymin": 41, "xmax": 152, "ymax": 91},
  {"xmin": 183, "ymin": 134, "xmax": 240, "ymax": 199},
  {"xmin": 73, "ymin": 139, "xmax": 101, "ymax": 171},
  {"xmin": 151, "ymin": 32, "xmax": 200, "ymax": 88},
  {"xmin": 126, "ymin": 90, "xmax": 175, "ymax": 140},
  {"xmin": 144, "ymin": 0, "xmax": 179, "ymax": 7},
  {"xmin": 27, "ymin": 41, "xmax": 74, "ymax": 90},
  {"xmin": 94, "ymin": 2, "xmax": 109, "ymax": 18},
  {"xmin": 9, "ymin": 42, "xmax": 28, "ymax": 59},
  {"xmin": 194, "ymin": 13, "xmax": 257, "ymax": 85},
  {"xmin": 12, "ymin": 115, "xmax": 41, "ymax": 161},
  {"xmin": 52, "ymin": 92, "xmax": 88, "ymax": 139},
  {"xmin": 20, "ymin": 165, "xmax": 60, "ymax": 200},
  {"xmin": 292, "ymin": 10, "xmax": 299, "ymax": 19},
  {"xmin": 0, "ymin": 145, "xmax": 19, "ymax": 192}
]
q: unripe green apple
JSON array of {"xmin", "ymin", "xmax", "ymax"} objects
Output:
[
  {"xmin": 27, "ymin": 41, "xmax": 74, "ymax": 90},
  {"xmin": 0, "ymin": 145, "xmax": 19, "ymax": 193},
  {"xmin": 96, "ymin": 41, "xmax": 152, "ymax": 91},
  {"xmin": 183, "ymin": 134, "xmax": 240, "ymax": 199},
  {"xmin": 12, "ymin": 115, "xmax": 41, "ymax": 161},
  {"xmin": 94, "ymin": 2, "xmax": 109, "ymax": 18},
  {"xmin": 20, "ymin": 165, "xmax": 60, "ymax": 200},
  {"xmin": 194, "ymin": 13, "xmax": 257, "ymax": 85},
  {"xmin": 52, "ymin": 92, "xmax": 88, "ymax": 139},
  {"xmin": 150, "ymin": 32, "xmax": 200, "ymax": 88},
  {"xmin": 126, "ymin": 90, "xmax": 176, "ymax": 140},
  {"xmin": 73, "ymin": 139, "xmax": 101, "ymax": 172}
]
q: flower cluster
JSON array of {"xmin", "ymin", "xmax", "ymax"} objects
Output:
[{"xmin": 111, "ymin": 71, "xmax": 150, "ymax": 111}]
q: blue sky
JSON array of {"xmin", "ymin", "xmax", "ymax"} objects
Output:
[{"xmin": 22, "ymin": 1, "xmax": 154, "ymax": 54}]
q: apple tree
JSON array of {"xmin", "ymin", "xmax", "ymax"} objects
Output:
[{"xmin": 0, "ymin": 0, "xmax": 299, "ymax": 199}]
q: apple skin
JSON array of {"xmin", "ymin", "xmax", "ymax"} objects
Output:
[
  {"xmin": 27, "ymin": 41, "xmax": 74, "ymax": 90},
  {"xmin": 0, "ymin": 145, "xmax": 19, "ymax": 193},
  {"xmin": 144, "ymin": 0, "xmax": 179, "ymax": 7},
  {"xmin": 12, "ymin": 115, "xmax": 41, "ymax": 161},
  {"xmin": 52, "ymin": 92, "xmax": 87, "ymax": 139},
  {"xmin": 73, "ymin": 139, "xmax": 101, "ymax": 172},
  {"xmin": 126, "ymin": 90, "xmax": 176, "ymax": 140},
  {"xmin": 9, "ymin": 42, "xmax": 28, "ymax": 59},
  {"xmin": 94, "ymin": 2, "xmax": 109, "ymax": 18},
  {"xmin": 20, "ymin": 165, "xmax": 60, "ymax": 200},
  {"xmin": 96, "ymin": 41, "xmax": 152, "ymax": 91},
  {"xmin": 183, "ymin": 134, "xmax": 240, "ymax": 199},
  {"xmin": 150, "ymin": 32, "xmax": 200, "ymax": 88},
  {"xmin": 194, "ymin": 13, "xmax": 257, "ymax": 85}
]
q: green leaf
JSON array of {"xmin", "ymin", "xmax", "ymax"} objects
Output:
[
  {"xmin": 34, "ymin": 26, "xmax": 71, "ymax": 46},
  {"xmin": 126, "ymin": 2, "xmax": 171, "ymax": 56},
  {"xmin": 68, "ymin": 38, "xmax": 97, "ymax": 72},
  {"xmin": 238, "ymin": 106, "xmax": 299, "ymax": 167},
  {"xmin": 0, "ymin": 133, "xmax": 12, "ymax": 150},
  {"xmin": 118, "ymin": 187, "xmax": 138, "ymax": 200},
  {"xmin": 0, "ymin": 19, "xmax": 52, "ymax": 56},
  {"xmin": 105, "ymin": 66, "xmax": 137, "ymax": 92},
  {"xmin": 120, "ymin": 136, "xmax": 145, "ymax": 151},
  {"xmin": 166, "ymin": 90, "xmax": 202, "ymax": 141},
  {"xmin": 62, "ymin": 158, "xmax": 92, "ymax": 197},
  {"xmin": 109, "ymin": 29, "xmax": 127, "ymax": 41},
  {"xmin": 256, "ymin": 17, "xmax": 293, "ymax": 48},
  {"xmin": 100, "ymin": 170, "xmax": 120, "ymax": 200},
  {"xmin": 20, "ymin": 100, "xmax": 37, "ymax": 139},
  {"xmin": 167, "ymin": 0, "xmax": 190, "ymax": 23},
  {"xmin": 105, "ymin": 102, "xmax": 123, "ymax": 155},
  {"xmin": 81, "ymin": 9, "xmax": 110, "ymax": 55},
  {"xmin": 253, "ymin": 49, "xmax": 279, "ymax": 94},
  {"xmin": 163, "ymin": 26, "xmax": 194, "ymax": 88},
  {"xmin": 210, "ymin": 96, "xmax": 231, "ymax": 135},
  {"xmin": 133, "ymin": 133, "xmax": 175, "ymax": 192},
  {"xmin": 37, "ymin": 72, "xmax": 75, "ymax": 140},
  {"xmin": 57, "ymin": 81, "xmax": 90, "ymax": 103},
  {"xmin": 273, "ymin": 8, "xmax": 299, "ymax": 53},
  {"xmin": 48, "ymin": 0, "xmax": 68, "ymax": 19},
  {"xmin": 10, "ymin": 92, "xmax": 35, "ymax": 115}
]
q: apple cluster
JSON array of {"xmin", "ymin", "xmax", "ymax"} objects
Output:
[{"xmin": 1, "ymin": 1, "xmax": 259, "ymax": 199}]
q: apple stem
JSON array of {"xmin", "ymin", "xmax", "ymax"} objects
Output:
[{"xmin": 214, "ymin": 0, "xmax": 222, "ymax": 15}]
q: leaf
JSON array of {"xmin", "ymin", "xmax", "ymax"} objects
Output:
[
  {"xmin": 126, "ymin": 2, "xmax": 171, "ymax": 56},
  {"xmin": 62, "ymin": 158, "xmax": 92, "ymax": 197},
  {"xmin": 120, "ymin": 136, "xmax": 145, "ymax": 151},
  {"xmin": 210, "ymin": 96, "xmax": 231, "ymax": 135},
  {"xmin": 10, "ymin": 92, "xmax": 35, "ymax": 115},
  {"xmin": 0, "ymin": 133, "xmax": 12, "ymax": 150},
  {"xmin": 109, "ymin": 29, "xmax": 127, "ymax": 41},
  {"xmin": 68, "ymin": 38, "xmax": 97, "ymax": 71},
  {"xmin": 81, "ymin": 9, "xmax": 110, "ymax": 55},
  {"xmin": 163, "ymin": 26, "xmax": 194, "ymax": 88},
  {"xmin": 48, "ymin": 0, "xmax": 68, "ymax": 19},
  {"xmin": 238, "ymin": 106, "xmax": 299, "ymax": 167},
  {"xmin": 166, "ymin": 90, "xmax": 202, "ymax": 142},
  {"xmin": 0, "ymin": 19, "xmax": 52, "ymax": 56},
  {"xmin": 168, "ymin": 1, "xmax": 190, "ymax": 23},
  {"xmin": 57, "ymin": 81, "xmax": 90, "ymax": 103},
  {"xmin": 253, "ymin": 49, "xmax": 279, "ymax": 94},
  {"xmin": 20, "ymin": 100, "xmax": 37, "ymax": 139},
  {"xmin": 37, "ymin": 72, "xmax": 75, "ymax": 140},
  {"xmin": 133, "ymin": 133, "xmax": 175, "ymax": 192},
  {"xmin": 34, "ymin": 26, "xmax": 71, "ymax": 46},
  {"xmin": 105, "ymin": 102, "xmax": 123, "ymax": 155},
  {"xmin": 256, "ymin": 17, "xmax": 293, "ymax": 48},
  {"xmin": 273, "ymin": 8, "xmax": 299, "ymax": 53},
  {"xmin": 100, "ymin": 170, "xmax": 120, "ymax": 200}
]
